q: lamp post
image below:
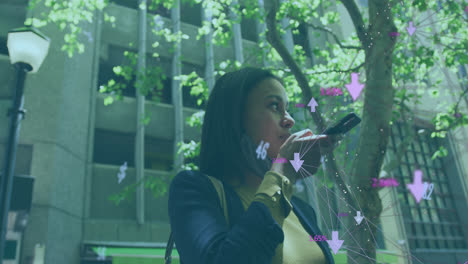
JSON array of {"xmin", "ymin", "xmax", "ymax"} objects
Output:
[{"xmin": 0, "ymin": 26, "xmax": 50, "ymax": 262}]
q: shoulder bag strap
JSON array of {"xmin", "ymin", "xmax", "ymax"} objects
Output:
[
  {"xmin": 205, "ymin": 175, "xmax": 230, "ymax": 227},
  {"xmin": 165, "ymin": 174, "xmax": 229, "ymax": 264}
]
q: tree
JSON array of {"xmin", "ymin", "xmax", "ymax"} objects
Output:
[
  {"xmin": 262, "ymin": 0, "xmax": 467, "ymax": 262},
  {"xmin": 28, "ymin": 0, "xmax": 468, "ymax": 262}
]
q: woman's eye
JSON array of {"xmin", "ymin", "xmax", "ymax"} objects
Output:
[{"xmin": 269, "ymin": 102, "xmax": 279, "ymax": 111}]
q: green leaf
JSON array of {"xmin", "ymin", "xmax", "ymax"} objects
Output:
[
  {"xmin": 431, "ymin": 146, "xmax": 448, "ymax": 160},
  {"xmin": 113, "ymin": 66, "xmax": 123, "ymax": 75},
  {"xmin": 104, "ymin": 96, "xmax": 114, "ymax": 106}
]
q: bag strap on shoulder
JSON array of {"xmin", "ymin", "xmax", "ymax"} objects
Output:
[
  {"xmin": 165, "ymin": 174, "xmax": 229, "ymax": 264},
  {"xmin": 205, "ymin": 175, "xmax": 230, "ymax": 227}
]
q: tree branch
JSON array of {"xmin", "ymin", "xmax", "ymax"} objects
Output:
[
  {"xmin": 339, "ymin": 0, "xmax": 367, "ymax": 46},
  {"xmin": 453, "ymin": 84, "xmax": 468, "ymax": 115},
  {"xmin": 306, "ymin": 62, "xmax": 365, "ymax": 75},
  {"xmin": 264, "ymin": 0, "xmax": 313, "ymax": 104},
  {"xmin": 306, "ymin": 22, "xmax": 363, "ymax": 50}
]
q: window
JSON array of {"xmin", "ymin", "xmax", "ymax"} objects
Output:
[
  {"xmin": 98, "ymin": 45, "xmax": 172, "ymax": 103},
  {"xmin": 155, "ymin": 73, "xmax": 205, "ymax": 109},
  {"xmin": 148, "ymin": 1, "xmax": 171, "ymax": 17},
  {"xmin": 389, "ymin": 122, "xmax": 467, "ymax": 250},
  {"xmin": 0, "ymin": 36, "xmax": 8, "ymax": 56},
  {"xmin": 94, "ymin": 130, "xmax": 176, "ymax": 170},
  {"xmin": 111, "ymin": 0, "xmax": 136, "ymax": 9},
  {"xmin": 98, "ymin": 58, "xmax": 136, "ymax": 98},
  {"xmin": 4, "ymin": 240, "xmax": 17, "ymax": 260},
  {"xmin": 145, "ymin": 136, "xmax": 173, "ymax": 171},
  {"xmin": 292, "ymin": 23, "xmax": 313, "ymax": 59},
  {"xmin": 182, "ymin": 62, "xmax": 205, "ymax": 109},
  {"xmin": 240, "ymin": 7, "xmax": 258, "ymax": 42},
  {"xmin": 93, "ymin": 129, "xmax": 135, "ymax": 167},
  {"xmin": 180, "ymin": 1, "xmax": 202, "ymax": 27},
  {"xmin": 0, "ymin": 144, "xmax": 33, "ymax": 175},
  {"xmin": 156, "ymin": 76, "xmax": 172, "ymax": 104},
  {"xmin": 112, "ymin": 0, "xmax": 201, "ymax": 26}
]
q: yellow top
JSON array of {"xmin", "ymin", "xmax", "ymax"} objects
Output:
[{"xmin": 233, "ymin": 173, "xmax": 326, "ymax": 264}]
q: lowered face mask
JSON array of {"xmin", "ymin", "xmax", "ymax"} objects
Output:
[{"xmin": 240, "ymin": 133, "xmax": 273, "ymax": 179}]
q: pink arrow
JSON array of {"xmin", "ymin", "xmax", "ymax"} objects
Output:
[
  {"xmin": 407, "ymin": 21, "xmax": 416, "ymax": 36},
  {"xmin": 326, "ymin": 231, "xmax": 344, "ymax": 255},
  {"xmin": 407, "ymin": 170, "xmax": 425, "ymax": 203},
  {"xmin": 289, "ymin": 153, "xmax": 304, "ymax": 172},
  {"xmin": 345, "ymin": 73, "xmax": 365, "ymax": 101},
  {"xmin": 307, "ymin": 97, "xmax": 318, "ymax": 112}
]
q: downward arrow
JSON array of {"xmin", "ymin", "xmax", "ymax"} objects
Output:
[
  {"xmin": 345, "ymin": 73, "xmax": 365, "ymax": 101},
  {"xmin": 354, "ymin": 211, "xmax": 364, "ymax": 225},
  {"xmin": 326, "ymin": 231, "xmax": 344, "ymax": 255},
  {"xmin": 289, "ymin": 153, "xmax": 304, "ymax": 172},
  {"xmin": 407, "ymin": 170, "xmax": 425, "ymax": 203},
  {"xmin": 407, "ymin": 21, "xmax": 416, "ymax": 36},
  {"xmin": 307, "ymin": 97, "xmax": 318, "ymax": 112}
]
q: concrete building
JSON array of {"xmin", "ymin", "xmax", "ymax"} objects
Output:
[{"xmin": 0, "ymin": 0, "xmax": 467, "ymax": 263}]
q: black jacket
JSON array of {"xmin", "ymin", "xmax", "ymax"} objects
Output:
[{"xmin": 168, "ymin": 170, "xmax": 335, "ymax": 264}]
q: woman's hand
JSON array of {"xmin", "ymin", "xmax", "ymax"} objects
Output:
[{"xmin": 270, "ymin": 129, "xmax": 340, "ymax": 183}]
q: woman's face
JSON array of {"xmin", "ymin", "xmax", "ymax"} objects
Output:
[{"xmin": 243, "ymin": 78, "xmax": 295, "ymax": 159}]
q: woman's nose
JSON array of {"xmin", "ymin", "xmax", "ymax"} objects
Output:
[{"xmin": 281, "ymin": 114, "xmax": 295, "ymax": 128}]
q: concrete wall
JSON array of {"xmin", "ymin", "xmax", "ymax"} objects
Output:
[
  {"xmin": 100, "ymin": 3, "xmax": 262, "ymax": 70},
  {"xmin": 0, "ymin": 1, "xmax": 264, "ymax": 261},
  {"xmin": 84, "ymin": 164, "xmax": 172, "ymax": 242},
  {"xmin": 0, "ymin": 0, "xmax": 97, "ymax": 262}
]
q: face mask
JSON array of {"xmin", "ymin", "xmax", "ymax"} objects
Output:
[{"xmin": 240, "ymin": 133, "xmax": 272, "ymax": 179}]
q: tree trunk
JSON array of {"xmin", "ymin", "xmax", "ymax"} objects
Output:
[
  {"xmin": 264, "ymin": 0, "xmax": 397, "ymax": 262},
  {"xmin": 345, "ymin": 0, "xmax": 396, "ymax": 262}
]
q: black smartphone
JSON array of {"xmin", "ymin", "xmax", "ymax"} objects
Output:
[{"xmin": 323, "ymin": 113, "xmax": 361, "ymax": 135}]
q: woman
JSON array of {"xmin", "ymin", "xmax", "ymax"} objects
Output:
[{"xmin": 168, "ymin": 67, "xmax": 337, "ymax": 263}]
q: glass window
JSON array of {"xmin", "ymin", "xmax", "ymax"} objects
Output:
[
  {"xmin": 145, "ymin": 136, "xmax": 173, "ymax": 171},
  {"xmin": 98, "ymin": 58, "xmax": 136, "ymax": 98},
  {"xmin": 240, "ymin": 8, "xmax": 258, "ymax": 42},
  {"xmin": 292, "ymin": 23, "xmax": 313, "ymax": 59},
  {"xmin": 181, "ymin": 1, "xmax": 202, "ymax": 27},
  {"xmin": 0, "ymin": 36, "xmax": 8, "ymax": 55},
  {"xmin": 112, "ymin": 0, "xmax": 201, "ymax": 26},
  {"xmin": 93, "ymin": 131, "xmax": 175, "ymax": 170},
  {"xmin": 0, "ymin": 144, "xmax": 33, "ymax": 175},
  {"xmin": 388, "ymin": 123, "xmax": 467, "ymax": 249},
  {"xmin": 181, "ymin": 62, "xmax": 205, "ymax": 109},
  {"xmin": 4, "ymin": 240, "xmax": 17, "ymax": 260},
  {"xmin": 111, "ymin": 0, "xmax": 138, "ymax": 9},
  {"xmin": 93, "ymin": 129, "xmax": 135, "ymax": 167},
  {"xmin": 98, "ymin": 45, "xmax": 172, "ymax": 104}
]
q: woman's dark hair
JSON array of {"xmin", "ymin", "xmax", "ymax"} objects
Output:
[{"xmin": 199, "ymin": 67, "xmax": 283, "ymax": 183}]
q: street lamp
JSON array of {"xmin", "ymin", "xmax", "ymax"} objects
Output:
[{"xmin": 0, "ymin": 26, "xmax": 50, "ymax": 262}]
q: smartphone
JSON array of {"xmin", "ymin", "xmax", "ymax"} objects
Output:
[{"xmin": 323, "ymin": 113, "xmax": 361, "ymax": 135}]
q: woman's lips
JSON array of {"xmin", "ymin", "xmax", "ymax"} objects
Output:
[{"xmin": 279, "ymin": 133, "xmax": 291, "ymax": 141}]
